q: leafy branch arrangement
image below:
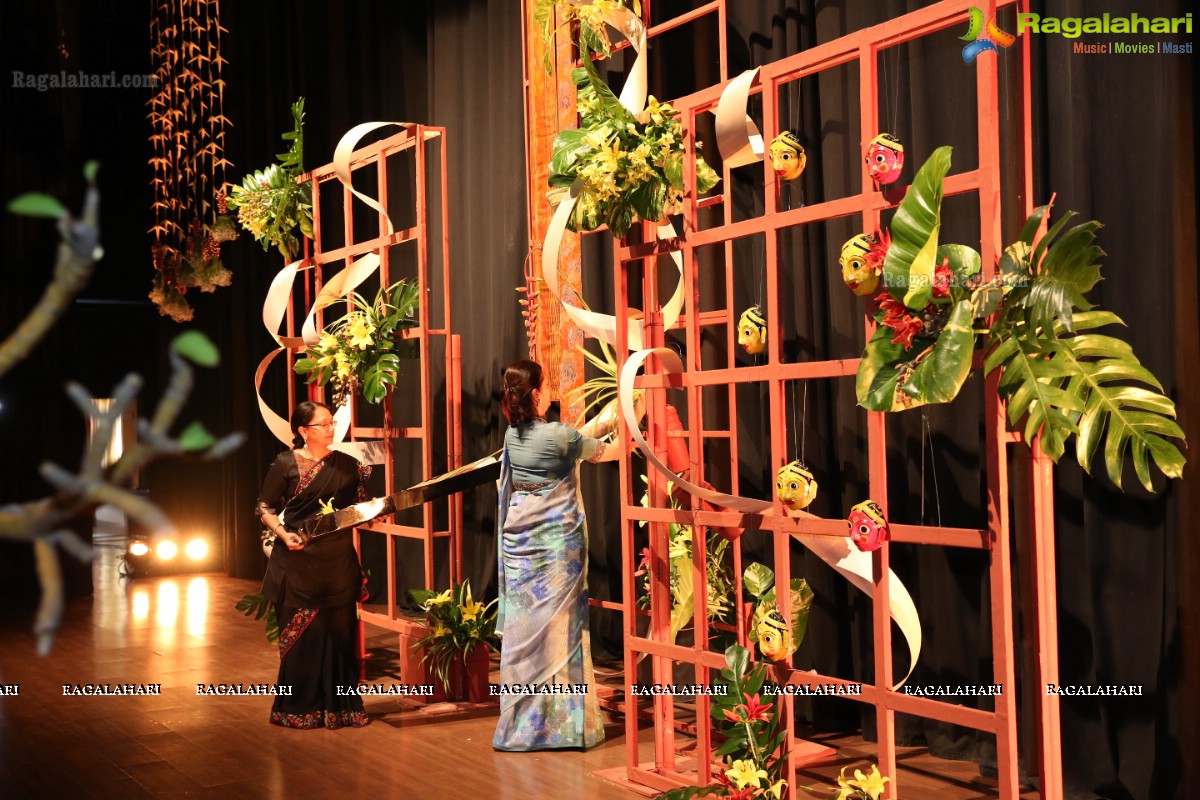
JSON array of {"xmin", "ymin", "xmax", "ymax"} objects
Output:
[
  {"xmin": 3, "ymin": 170, "xmax": 243, "ymax": 653},
  {"xmin": 743, "ymin": 563, "xmax": 813, "ymax": 663},
  {"xmin": 546, "ymin": 21, "xmax": 719, "ymax": 237},
  {"xmin": 227, "ymin": 98, "xmax": 313, "ymax": 262},
  {"xmin": 634, "ymin": 513, "xmax": 735, "ymax": 643},
  {"xmin": 293, "ymin": 279, "xmax": 420, "ymax": 407},
  {"xmin": 534, "ymin": 0, "xmax": 642, "ymax": 72},
  {"xmin": 856, "ymin": 146, "xmax": 1185, "ymax": 491},
  {"xmin": 409, "ymin": 581, "xmax": 499, "ymax": 695},
  {"xmin": 655, "ymin": 644, "xmax": 789, "ymax": 800}
]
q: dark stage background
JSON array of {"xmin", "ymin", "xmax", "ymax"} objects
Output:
[{"xmin": 1, "ymin": 2, "xmax": 1195, "ymax": 799}]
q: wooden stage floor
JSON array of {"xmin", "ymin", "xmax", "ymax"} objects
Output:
[{"xmin": 0, "ymin": 550, "xmax": 1036, "ymax": 799}]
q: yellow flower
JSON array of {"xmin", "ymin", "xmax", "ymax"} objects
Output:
[
  {"xmin": 346, "ymin": 315, "xmax": 376, "ymax": 350},
  {"xmin": 724, "ymin": 759, "xmax": 767, "ymax": 790},
  {"xmin": 318, "ymin": 498, "xmax": 336, "ymax": 515},
  {"xmin": 423, "ymin": 588, "xmax": 453, "ymax": 608},
  {"xmin": 766, "ymin": 779, "xmax": 787, "ymax": 799},
  {"xmin": 835, "ymin": 767, "xmax": 857, "ymax": 800},
  {"xmin": 430, "ymin": 622, "xmax": 449, "ymax": 638},
  {"xmin": 334, "ymin": 351, "xmax": 352, "ymax": 380},
  {"xmin": 460, "ymin": 600, "xmax": 486, "ymax": 623},
  {"xmin": 852, "ymin": 765, "xmax": 890, "ymax": 800}
]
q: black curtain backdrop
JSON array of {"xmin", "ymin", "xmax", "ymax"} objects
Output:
[{"xmin": 1, "ymin": 2, "xmax": 1194, "ymax": 799}]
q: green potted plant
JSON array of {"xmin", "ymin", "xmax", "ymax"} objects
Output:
[{"xmin": 409, "ymin": 581, "xmax": 499, "ymax": 702}]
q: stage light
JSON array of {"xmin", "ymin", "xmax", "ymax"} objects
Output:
[
  {"xmin": 185, "ymin": 539, "xmax": 208, "ymax": 560},
  {"xmin": 157, "ymin": 540, "xmax": 178, "ymax": 560},
  {"xmin": 129, "ymin": 540, "xmax": 150, "ymax": 557}
]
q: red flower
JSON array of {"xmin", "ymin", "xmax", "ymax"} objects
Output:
[
  {"xmin": 634, "ymin": 547, "xmax": 652, "ymax": 577},
  {"xmin": 875, "ymin": 292, "xmax": 924, "ymax": 351},
  {"xmin": 932, "ymin": 256, "xmax": 953, "ymax": 299},
  {"xmin": 739, "ymin": 692, "xmax": 774, "ymax": 722},
  {"xmin": 864, "ymin": 229, "xmax": 891, "ymax": 273},
  {"xmin": 725, "ymin": 787, "xmax": 757, "ymax": 800}
]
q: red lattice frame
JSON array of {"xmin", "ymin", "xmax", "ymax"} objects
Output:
[
  {"xmin": 588, "ymin": 2, "xmax": 1062, "ymax": 799},
  {"xmin": 279, "ymin": 126, "xmax": 465, "ymax": 674}
]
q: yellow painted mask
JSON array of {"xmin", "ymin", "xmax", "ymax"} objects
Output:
[
  {"xmin": 840, "ymin": 233, "xmax": 881, "ymax": 297},
  {"xmin": 757, "ymin": 608, "xmax": 791, "ymax": 662},
  {"xmin": 776, "ymin": 460, "xmax": 818, "ymax": 511},
  {"xmin": 737, "ymin": 305, "xmax": 767, "ymax": 355},
  {"xmin": 768, "ymin": 131, "xmax": 806, "ymax": 181}
]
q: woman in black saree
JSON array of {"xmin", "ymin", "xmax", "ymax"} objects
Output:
[{"xmin": 256, "ymin": 400, "xmax": 370, "ymax": 729}]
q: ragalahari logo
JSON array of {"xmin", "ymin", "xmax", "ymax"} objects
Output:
[{"xmin": 960, "ymin": 7, "xmax": 1017, "ymax": 62}]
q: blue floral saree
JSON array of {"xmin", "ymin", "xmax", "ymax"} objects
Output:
[{"xmin": 492, "ymin": 448, "xmax": 605, "ymax": 750}]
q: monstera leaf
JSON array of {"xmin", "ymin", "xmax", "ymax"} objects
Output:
[
  {"xmin": 986, "ymin": 311, "xmax": 1185, "ymax": 490},
  {"xmin": 882, "ymin": 146, "xmax": 953, "ymax": 310}
]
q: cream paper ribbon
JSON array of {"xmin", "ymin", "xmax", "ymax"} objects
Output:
[
  {"xmin": 541, "ymin": 5, "xmax": 693, "ymax": 352},
  {"xmin": 618, "ymin": 347, "xmax": 922, "ymax": 686},
  {"xmin": 254, "ymin": 122, "xmax": 417, "ymax": 465},
  {"xmin": 715, "ymin": 67, "xmax": 765, "ymax": 169}
]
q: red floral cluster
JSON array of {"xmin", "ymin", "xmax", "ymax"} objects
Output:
[
  {"xmin": 864, "ymin": 229, "xmax": 891, "ymax": 274},
  {"xmin": 931, "ymin": 256, "xmax": 953, "ymax": 299},
  {"xmin": 876, "ymin": 293, "xmax": 924, "ymax": 350}
]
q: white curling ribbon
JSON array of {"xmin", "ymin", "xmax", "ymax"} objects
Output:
[
  {"xmin": 715, "ymin": 68, "xmax": 765, "ymax": 169},
  {"xmin": 256, "ymin": 120, "xmax": 417, "ymax": 463},
  {"xmin": 541, "ymin": 182, "xmax": 685, "ymax": 351},
  {"xmin": 618, "ymin": 347, "xmax": 922, "ymax": 687}
]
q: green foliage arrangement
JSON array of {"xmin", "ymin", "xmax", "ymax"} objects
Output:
[
  {"xmin": 634, "ymin": 517, "xmax": 735, "ymax": 644},
  {"xmin": 534, "ymin": 0, "xmax": 641, "ymax": 72},
  {"xmin": 227, "ymin": 98, "xmax": 313, "ymax": 262},
  {"xmin": 856, "ymin": 146, "xmax": 1185, "ymax": 491},
  {"xmin": 742, "ymin": 563, "xmax": 813, "ymax": 661},
  {"xmin": 293, "ymin": 279, "xmax": 420, "ymax": 407},
  {"xmin": 654, "ymin": 644, "xmax": 789, "ymax": 800},
  {"xmin": 547, "ymin": 42, "xmax": 719, "ymax": 238},
  {"xmin": 408, "ymin": 581, "xmax": 499, "ymax": 696}
]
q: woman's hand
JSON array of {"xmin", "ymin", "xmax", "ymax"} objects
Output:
[{"xmin": 282, "ymin": 532, "xmax": 306, "ymax": 550}]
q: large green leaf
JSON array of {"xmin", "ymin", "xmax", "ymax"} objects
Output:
[
  {"xmin": 548, "ymin": 128, "xmax": 595, "ymax": 186},
  {"xmin": 788, "ymin": 578, "xmax": 813, "ymax": 651},
  {"xmin": 897, "ymin": 301, "xmax": 976, "ymax": 407},
  {"xmin": 578, "ymin": 40, "xmax": 637, "ymax": 126},
  {"xmin": 668, "ymin": 551, "xmax": 694, "ymax": 645},
  {"xmin": 856, "ymin": 324, "xmax": 912, "ymax": 411},
  {"xmin": 937, "ymin": 244, "xmax": 981, "ymax": 305},
  {"xmin": 1026, "ymin": 219, "xmax": 1104, "ymax": 338},
  {"xmin": 7, "ymin": 192, "xmax": 67, "ymax": 219},
  {"xmin": 742, "ymin": 562, "xmax": 774, "ymax": 600},
  {"xmin": 882, "ymin": 146, "xmax": 952, "ymax": 310},
  {"xmin": 987, "ymin": 311, "xmax": 1185, "ymax": 490}
]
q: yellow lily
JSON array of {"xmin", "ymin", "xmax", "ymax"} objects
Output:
[
  {"xmin": 852, "ymin": 765, "xmax": 890, "ymax": 800},
  {"xmin": 318, "ymin": 498, "xmax": 336, "ymax": 515},
  {"xmin": 724, "ymin": 759, "xmax": 768, "ymax": 790}
]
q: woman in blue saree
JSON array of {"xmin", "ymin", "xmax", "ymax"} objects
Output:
[{"xmin": 493, "ymin": 359, "xmax": 620, "ymax": 751}]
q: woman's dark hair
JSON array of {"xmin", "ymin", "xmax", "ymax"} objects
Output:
[
  {"xmin": 290, "ymin": 400, "xmax": 331, "ymax": 448},
  {"xmin": 501, "ymin": 359, "xmax": 543, "ymax": 425}
]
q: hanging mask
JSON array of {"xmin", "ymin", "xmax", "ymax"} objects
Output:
[
  {"xmin": 865, "ymin": 133, "xmax": 905, "ymax": 185},
  {"xmin": 737, "ymin": 305, "xmax": 767, "ymax": 355},
  {"xmin": 768, "ymin": 131, "xmax": 807, "ymax": 181},
  {"xmin": 848, "ymin": 499, "xmax": 889, "ymax": 552},
  {"xmin": 839, "ymin": 233, "xmax": 882, "ymax": 297},
  {"xmin": 776, "ymin": 460, "xmax": 818, "ymax": 511},
  {"xmin": 756, "ymin": 608, "xmax": 791, "ymax": 662}
]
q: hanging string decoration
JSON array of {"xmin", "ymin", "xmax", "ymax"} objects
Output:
[
  {"xmin": 147, "ymin": 0, "xmax": 235, "ymax": 322},
  {"xmin": 775, "ymin": 460, "xmax": 818, "ymax": 512},
  {"xmin": 767, "ymin": 131, "xmax": 806, "ymax": 181},
  {"xmin": 839, "ymin": 231, "xmax": 890, "ymax": 296},
  {"xmin": 737, "ymin": 304, "xmax": 767, "ymax": 355},
  {"xmin": 865, "ymin": 133, "xmax": 905, "ymax": 186},
  {"xmin": 848, "ymin": 500, "xmax": 890, "ymax": 552}
]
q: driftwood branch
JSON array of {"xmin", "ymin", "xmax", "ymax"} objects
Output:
[{"xmin": 1, "ymin": 176, "xmax": 244, "ymax": 653}]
